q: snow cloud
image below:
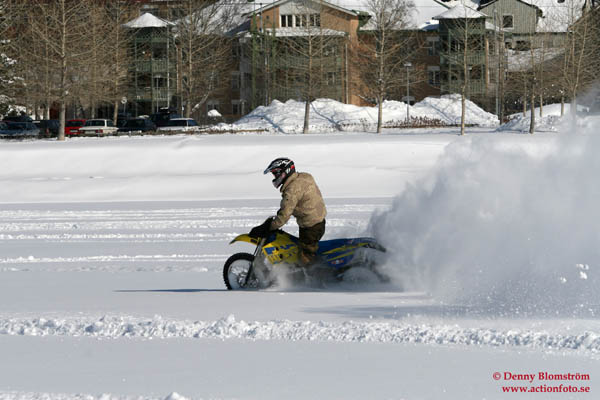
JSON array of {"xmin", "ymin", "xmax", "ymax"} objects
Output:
[{"xmin": 369, "ymin": 118, "xmax": 600, "ymax": 316}]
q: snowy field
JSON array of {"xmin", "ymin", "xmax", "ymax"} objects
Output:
[{"xmin": 1, "ymin": 117, "xmax": 600, "ymax": 399}]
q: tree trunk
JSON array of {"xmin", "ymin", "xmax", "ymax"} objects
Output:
[
  {"xmin": 539, "ymin": 94, "xmax": 543, "ymax": 117},
  {"xmin": 113, "ymin": 100, "xmax": 119, "ymax": 127},
  {"xmin": 561, "ymin": 96, "xmax": 564, "ymax": 116},
  {"xmin": 58, "ymin": 0, "xmax": 66, "ymax": 142},
  {"xmin": 529, "ymin": 91, "xmax": 535, "ymax": 134},
  {"xmin": 460, "ymin": 86, "xmax": 466, "ymax": 136},
  {"xmin": 303, "ymin": 98, "xmax": 310, "ymax": 134},
  {"xmin": 377, "ymin": 98, "xmax": 383, "ymax": 134}
]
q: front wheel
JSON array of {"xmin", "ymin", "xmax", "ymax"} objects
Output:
[{"xmin": 223, "ymin": 253, "xmax": 258, "ymax": 290}]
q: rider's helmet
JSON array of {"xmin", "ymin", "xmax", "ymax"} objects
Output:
[{"xmin": 264, "ymin": 157, "xmax": 295, "ymax": 189}]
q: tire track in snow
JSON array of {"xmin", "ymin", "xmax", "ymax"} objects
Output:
[{"xmin": 0, "ymin": 315, "xmax": 598, "ymax": 354}]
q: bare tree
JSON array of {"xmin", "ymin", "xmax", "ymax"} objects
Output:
[
  {"xmin": 557, "ymin": 0, "xmax": 599, "ymax": 123},
  {"xmin": 355, "ymin": 0, "xmax": 417, "ymax": 133},
  {"xmin": 273, "ymin": 0, "xmax": 349, "ymax": 133},
  {"xmin": 105, "ymin": 1, "xmax": 136, "ymax": 124},
  {"xmin": 175, "ymin": 0, "xmax": 240, "ymax": 120},
  {"xmin": 0, "ymin": 0, "xmax": 20, "ymax": 116},
  {"xmin": 437, "ymin": 5, "xmax": 489, "ymax": 135},
  {"xmin": 14, "ymin": 0, "xmax": 93, "ymax": 140}
]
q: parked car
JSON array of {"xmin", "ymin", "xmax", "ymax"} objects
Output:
[
  {"xmin": 3, "ymin": 114, "xmax": 33, "ymax": 123},
  {"xmin": 0, "ymin": 121, "xmax": 40, "ymax": 138},
  {"xmin": 117, "ymin": 118, "xmax": 156, "ymax": 134},
  {"xmin": 78, "ymin": 119, "xmax": 119, "ymax": 136},
  {"xmin": 117, "ymin": 113, "xmax": 133, "ymax": 127},
  {"xmin": 33, "ymin": 119, "xmax": 59, "ymax": 138},
  {"xmin": 150, "ymin": 109, "xmax": 181, "ymax": 127},
  {"xmin": 65, "ymin": 119, "xmax": 86, "ymax": 136},
  {"xmin": 0, "ymin": 121, "xmax": 10, "ymax": 136},
  {"xmin": 157, "ymin": 118, "xmax": 201, "ymax": 133}
]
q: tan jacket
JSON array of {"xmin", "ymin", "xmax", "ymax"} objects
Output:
[{"xmin": 270, "ymin": 172, "xmax": 327, "ymax": 230}]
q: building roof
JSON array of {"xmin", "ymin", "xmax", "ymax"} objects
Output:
[
  {"xmin": 434, "ymin": 3, "xmax": 489, "ymax": 18},
  {"xmin": 124, "ymin": 12, "xmax": 175, "ymax": 28},
  {"xmin": 246, "ymin": 0, "xmax": 359, "ymax": 17}
]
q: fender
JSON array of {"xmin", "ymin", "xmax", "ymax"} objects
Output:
[{"xmin": 229, "ymin": 234, "xmax": 261, "ymax": 245}]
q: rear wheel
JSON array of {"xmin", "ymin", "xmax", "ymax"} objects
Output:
[{"xmin": 223, "ymin": 253, "xmax": 258, "ymax": 290}]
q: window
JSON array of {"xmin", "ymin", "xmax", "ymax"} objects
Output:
[
  {"xmin": 469, "ymin": 66, "xmax": 482, "ymax": 80},
  {"xmin": 231, "ymin": 73, "xmax": 240, "ymax": 90},
  {"xmin": 154, "ymin": 76, "xmax": 166, "ymax": 88},
  {"xmin": 327, "ymin": 72, "xmax": 337, "ymax": 86},
  {"xmin": 297, "ymin": 14, "xmax": 307, "ymax": 27},
  {"xmin": 232, "ymin": 101, "xmax": 242, "ymax": 115},
  {"xmin": 310, "ymin": 14, "xmax": 320, "ymax": 27},
  {"xmin": 515, "ymin": 40, "xmax": 530, "ymax": 51},
  {"xmin": 428, "ymin": 66, "xmax": 440, "ymax": 87},
  {"xmin": 281, "ymin": 15, "xmax": 292, "ymax": 27},
  {"xmin": 207, "ymin": 101, "xmax": 219, "ymax": 113},
  {"xmin": 503, "ymin": 15, "xmax": 514, "ymax": 29},
  {"xmin": 323, "ymin": 45, "xmax": 337, "ymax": 57},
  {"xmin": 426, "ymin": 37, "xmax": 439, "ymax": 56}
]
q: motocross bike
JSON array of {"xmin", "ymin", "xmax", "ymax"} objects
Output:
[{"xmin": 223, "ymin": 229, "xmax": 387, "ymax": 290}]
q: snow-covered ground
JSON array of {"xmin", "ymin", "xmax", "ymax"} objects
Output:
[{"xmin": 1, "ymin": 112, "xmax": 599, "ymax": 399}]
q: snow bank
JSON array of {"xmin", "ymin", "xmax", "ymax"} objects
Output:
[
  {"xmin": 497, "ymin": 103, "xmax": 600, "ymax": 133},
  {"xmin": 498, "ymin": 103, "xmax": 574, "ymax": 132},
  {"xmin": 1, "ymin": 314, "xmax": 598, "ymax": 353},
  {"xmin": 369, "ymin": 120, "xmax": 600, "ymax": 316},
  {"xmin": 224, "ymin": 95, "xmax": 498, "ymax": 133}
]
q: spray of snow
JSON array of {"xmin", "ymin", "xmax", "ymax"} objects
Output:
[{"xmin": 369, "ymin": 117, "xmax": 600, "ymax": 316}]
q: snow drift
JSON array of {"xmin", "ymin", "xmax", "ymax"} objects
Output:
[
  {"xmin": 222, "ymin": 95, "xmax": 498, "ymax": 133},
  {"xmin": 369, "ymin": 120, "xmax": 600, "ymax": 316}
]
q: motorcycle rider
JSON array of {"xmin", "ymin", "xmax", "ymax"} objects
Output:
[{"xmin": 250, "ymin": 158, "xmax": 327, "ymax": 267}]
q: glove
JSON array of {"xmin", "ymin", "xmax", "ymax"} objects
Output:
[{"xmin": 249, "ymin": 217, "xmax": 274, "ymax": 238}]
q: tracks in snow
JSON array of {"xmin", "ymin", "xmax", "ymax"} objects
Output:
[{"xmin": 0, "ymin": 314, "xmax": 598, "ymax": 355}]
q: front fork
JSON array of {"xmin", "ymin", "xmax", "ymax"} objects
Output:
[{"xmin": 243, "ymin": 238, "xmax": 265, "ymax": 286}]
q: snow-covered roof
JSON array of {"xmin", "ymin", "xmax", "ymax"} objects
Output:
[
  {"xmin": 244, "ymin": 27, "xmax": 347, "ymax": 37},
  {"xmin": 247, "ymin": 0, "xmax": 359, "ymax": 17},
  {"xmin": 528, "ymin": 0, "xmax": 587, "ymax": 32},
  {"xmin": 506, "ymin": 47, "xmax": 564, "ymax": 71},
  {"xmin": 435, "ymin": 3, "xmax": 489, "ymax": 19},
  {"xmin": 124, "ymin": 13, "xmax": 175, "ymax": 29},
  {"xmin": 476, "ymin": 0, "xmax": 588, "ymax": 32}
]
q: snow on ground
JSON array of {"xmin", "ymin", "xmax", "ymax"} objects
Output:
[
  {"xmin": 1, "ymin": 119, "xmax": 599, "ymax": 399},
  {"xmin": 497, "ymin": 103, "xmax": 600, "ymax": 132},
  {"xmin": 219, "ymin": 95, "xmax": 499, "ymax": 133}
]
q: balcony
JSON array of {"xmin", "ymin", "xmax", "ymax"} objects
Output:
[
  {"xmin": 132, "ymin": 87, "xmax": 175, "ymax": 102},
  {"xmin": 440, "ymin": 52, "xmax": 485, "ymax": 66},
  {"xmin": 135, "ymin": 60, "xmax": 175, "ymax": 73}
]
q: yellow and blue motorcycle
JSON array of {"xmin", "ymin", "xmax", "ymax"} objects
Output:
[{"xmin": 223, "ymin": 230, "xmax": 387, "ymax": 289}]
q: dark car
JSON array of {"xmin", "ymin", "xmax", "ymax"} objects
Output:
[
  {"xmin": 0, "ymin": 121, "xmax": 10, "ymax": 135},
  {"xmin": 33, "ymin": 119, "xmax": 60, "ymax": 138},
  {"xmin": 117, "ymin": 118, "xmax": 157, "ymax": 134},
  {"xmin": 117, "ymin": 113, "xmax": 133, "ymax": 128},
  {"xmin": 3, "ymin": 114, "xmax": 33, "ymax": 123},
  {"xmin": 150, "ymin": 109, "xmax": 181, "ymax": 128},
  {"xmin": 0, "ymin": 121, "xmax": 40, "ymax": 138}
]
